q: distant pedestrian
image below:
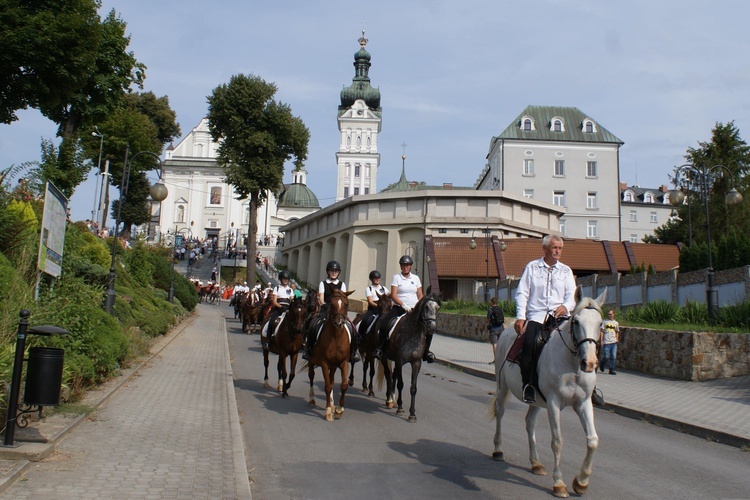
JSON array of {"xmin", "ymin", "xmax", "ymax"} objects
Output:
[
  {"xmin": 211, "ymin": 265, "xmax": 218, "ymax": 282},
  {"xmin": 600, "ymin": 310, "xmax": 620, "ymax": 375},
  {"xmin": 486, "ymin": 297, "xmax": 505, "ymax": 363}
]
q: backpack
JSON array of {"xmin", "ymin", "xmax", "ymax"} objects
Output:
[{"xmin": 490, "ymin": 305, "xmax": 504, "ymax": 327}]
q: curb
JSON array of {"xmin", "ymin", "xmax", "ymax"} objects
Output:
[
  {"xmin": 0, "ymin": 313, "xmax": 195, "ymax": 494},
  {"xmin": 436, "ymin": 358, "xmax": 750, "ymax": 450}
]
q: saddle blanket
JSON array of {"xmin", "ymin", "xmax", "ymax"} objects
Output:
[
  {"xmin": 386, "ymin": 314, "xmax": 407, "ymax": 339},
  {"xmin": 314, "ymin": 320, "xmax": 355, "ymax": 344},
  {"xmin": 506, "ymin": 332, "xmax": 525, "ymax": 364},
  {"xmin": 262, "ymin": 311, "xmax": 287, "ymax": 339}
]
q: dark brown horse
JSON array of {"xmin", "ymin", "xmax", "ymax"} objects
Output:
[
  {"xmin": 378, "ymin": 291, "xmax": 441, "ymax": 422},
  {"xmin": 240, "ymin": 289, "xmax": 263, "ymax": 333},
  {"xmin": 262, "ymin": 298, "xmax": 307, "ymax": 397},
  {"xmin": 304, "ymin": 289, "xmax": 355, "ymax": 421},
  {"xmin": 350, "ymin": 292, "xmax": 391, "ymax": 396}
]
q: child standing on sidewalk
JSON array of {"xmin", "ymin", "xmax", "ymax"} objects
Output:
[{"xmin": 600, "ymin": 310, "xmax": 620, "ymax": 375}]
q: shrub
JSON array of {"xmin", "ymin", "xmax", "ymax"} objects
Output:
[
  {"xmin": 676, "ymin": 300, "xmax": 708, "ymax": 325},
  {"xmin": 718, "ymin": 301, "xmax": 750, "ymax": 329},
  {"xmin": 638, "ymin": 300, "xmax": 680, "ymax": 324}
]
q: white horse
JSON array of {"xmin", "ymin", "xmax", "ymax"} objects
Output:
[{"xmin": 490, "ymin": 288, "xmax": 605, "ymax": 498}]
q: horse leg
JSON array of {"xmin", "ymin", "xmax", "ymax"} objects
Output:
[
  {"xmin": 307, "ymin": 365, "xmax": 317, "ymax": 407},
  {"xmin": 571, "ymin": 401, "xmax": 599, "ymax": 495},
  {"xmin": 262, "ymin": 349, "xmax": 271, "ymax": 389},
  {"xmin": 526, "ymin": 405, "xmax": 547, "ymax": 476},
  {"xmin": 545, "ymin": 404, "xmax": 569, "ymax": 498},
  {"xmin": 492, "ymin": 373, "xmax": 512, "ymax": 461},
  {"xmin": 407, "ymin": 361, "xmax": 421, "ymax": 422},
  {"xmin": 335, "ymin": 362, "xmax": 349, "ymax": 419},
  {"xmin": 277, "ymin": 354, "xmax": 285, "ymax": 394},
  {"xmin": 284, "ymin": 352, "xmax": 298, "ymax": 398},
  {"xmin": 324, "ymin": 365, "xmax": 335, "ymax": 422},
  {"xmin": 395, "ymin": 365, "xmax": 405, "ymax": 414},
  {"xmin": 382, "ymin": 360, "xmax": 396, "ymax": 409},
  {"xmin": 367, "ymin": 357, "xmax": 375, "ymax": 397}
]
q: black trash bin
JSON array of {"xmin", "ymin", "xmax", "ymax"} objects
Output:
[{"xmin": 24, "ymin": 347, "xmax": 64, "ymax": 406}]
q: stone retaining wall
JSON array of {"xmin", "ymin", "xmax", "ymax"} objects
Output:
[{"xmin": 436, "ymin": 313, "xmax": 750, "ymax": 381}]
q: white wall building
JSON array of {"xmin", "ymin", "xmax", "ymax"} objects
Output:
[
  {"xmin": 335, "ymin": 32, "xmax": 381, "ymax": 201},
  {"xmin": 620, "ymin": 183, "xmax": 674, "ymax": 243},
  {"xmin": 475, "ymin": 106, "xmax": 624, "ymax": 241}
]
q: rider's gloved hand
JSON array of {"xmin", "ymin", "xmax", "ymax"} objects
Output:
[{"xmin": 402, "ymin": 304, "xmax": 412, "ymax": 313}]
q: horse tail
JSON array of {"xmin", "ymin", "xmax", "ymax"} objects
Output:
[
  {"xmin": 297, "ymin": 360, "xmax": 311, "ymax": 374},
  {"xmin": 376, "ymin": 360, "xmax": 387, "ymax": 391}
]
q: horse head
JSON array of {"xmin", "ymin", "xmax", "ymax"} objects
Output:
[
  {"xmin": 286, "ymin": 298, "xmax": 307, "ymax": 337},
  {"xmin": 376, "ymin": 292, "xmax": 392, "ymax": 316},
  {"xmin": 304, "ymin": 289, "xmax": 319, "ymax": 316},
  {"xmin": 328, "ymin": 289, "xmax": 354, "ymax": 329},
  {"xmin": 414, "ymin": 292, "xmax": 441, "ymax": 334},
  {"xmin": 570, "ymin": 288, "xmax": 607, "ymax": 373}
]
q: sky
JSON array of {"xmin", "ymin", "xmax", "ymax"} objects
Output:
[{"xmin": 2, "ymin": 0, "xmax": 750, "ymax": 222}]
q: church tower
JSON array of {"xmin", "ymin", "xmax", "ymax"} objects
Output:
[{"xmin": 335, "ymin": 32, "xmax": 382, "ymax": 201}]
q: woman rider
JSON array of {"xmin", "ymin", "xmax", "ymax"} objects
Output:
[
  {"xmin": 262, "ymin": 270, "xmax": 293, "ymax": 348},
  {"xmin": 373, "ymin": 255, "xmax": 435, "ymax": 363}
]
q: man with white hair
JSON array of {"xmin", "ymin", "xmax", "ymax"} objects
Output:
[{"xmin": 514, "ymin": 234, "xmax": 576, "ymax": 403}]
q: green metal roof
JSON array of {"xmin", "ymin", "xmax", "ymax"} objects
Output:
[
  {"xmin": 496, "ymin": 105, "xmax": 623, "ymax": 144},
  {"xmin": 278, "ymin": 183, "xmax": 320, "ymax": 209}
]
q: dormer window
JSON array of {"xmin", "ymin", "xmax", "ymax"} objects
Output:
[
  {"xmin": 550, "ymin": 117, "xmax": 565, "ymax": 132},
  {"xmin": 644, "ymin": 192, "xmax": 654, "ymax": 203},
  {"xmin": 624, "ymin": 191, "xmax": 634, "ymax": 202},
  {"xmin": 520, "ymin": 116, "xmax": 535, "ymax": 131},
  {"xmin": 583, "ymin": 119, "xmax": 597, "ymax": 133}
]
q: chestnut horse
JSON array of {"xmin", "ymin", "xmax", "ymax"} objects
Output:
[
  {"xmin": 349, "ymin": 292, "xmax": 391, "ymax": 396},
  {"xmin": 262, "ymin": 298, "xmax": 307, "ymax": 398},
  {"xmin": 304, "ymin": 289, "xmax": 355, "ymax": 421},
  {"xmin": 377, "ymin": 291, "xmax": 441, "ymax": 422}
]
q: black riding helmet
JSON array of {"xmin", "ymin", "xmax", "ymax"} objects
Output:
[
  {"xmin": 369, "ymin": 270, "xmax": 381, "ymax": 280},
  {"xmin": 326, "ymin": 260, "xmax": 341, "ymax": 272},
  {"xmin": 399, "ymin": 255, "xmax": 413, "ymax": 266},
  {"xmin": 278, "ymin": 270, "xmax": 290, "ymax": 281}
]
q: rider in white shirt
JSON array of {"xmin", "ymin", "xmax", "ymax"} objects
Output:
[
  {"xmin": 263, "ymin": 271, "xmax": 293, "ymax": 347},
  {"xmin": 514, "ymin": 234, "xmax": 576, "ymax": 403},
  {"xmin": 360, "ymin": 270, "xmax": 388, "ymax": 336}
]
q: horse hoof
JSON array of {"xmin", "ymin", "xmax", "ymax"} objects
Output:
[
  {"xmin": 325, "ymin": 414, "xmax": 333, "ymax": 422},
  {"xmin": 368, "ymin": 390, "xmax": 375, "ymax": 397},
  {"xmin": 263, "ymin": 382, "xmax": 271, "ymax": 389},
  {"xmin": 334, "ymin": 408, "xmax": 344, "ymax": 419},
  {"xmin": 407, "ymin": 415, "xmax": 417, "ymax": 423},
  {"xmin": 386, "ymin": 401, "xmax": 396, "ymax": 409},
  {"xmin": 491, "ymin": 451, "xmax": 505, "ymax": 462},
  {"xmin": 572, "ymin": 476, "xmax": 588, "ymax": 495},
  {"xmin": 396, "ymin": 408, "xmax": 405, "ymax": 415},
  {"xmin": 308, "ymin": 400, "xmax": 317, "ymax": 407},
  {"xmin": 531, "ymin": 463, "xmax": 547, "ymax": 476},
  {"xmin": 552, "ymin": 484, "xmax": 569, "ymax": 498},
  {"xmin": 281, "ymin": 392, "xmax": 288, "ymax": 399}
]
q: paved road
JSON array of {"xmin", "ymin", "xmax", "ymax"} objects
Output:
[{"xmin": 225, "ymin": 303, "xmax": 750, "ymax": 499}]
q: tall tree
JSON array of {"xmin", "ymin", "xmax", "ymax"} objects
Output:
[{"xmin": 207, "ymin": 74, "xmax": 309, "ymax": 286}]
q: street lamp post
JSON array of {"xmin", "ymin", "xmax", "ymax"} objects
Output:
[
  {"xmin": 91, "ymin": 127, "xmax": 104, "ymax": 224},
  {"xmin": 104, "ymin": 148, "xmax": 168, "ymax": 314},
  {"xmin": 469, "ymin": 228, "xmax": 507, "ymax": 303},
  {"xmin": 669, "ymin": 163, "xmax": 743, "ymax": 322},
  {"xmin": 168, "ymin": 227, "xmax": 192, "ymax": 302}
]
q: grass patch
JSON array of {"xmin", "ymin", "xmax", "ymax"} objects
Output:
[{"xmin": 50, "ymin": 403, "xmax": 94, "ymax": 416}]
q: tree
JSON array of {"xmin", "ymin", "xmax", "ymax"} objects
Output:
[{"xmin": 207, "ymin": 74, "xmax": 310, "ymax": 286}]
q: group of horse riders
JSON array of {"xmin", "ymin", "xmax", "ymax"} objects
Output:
[{"xmin": 252, "ymin": 254, "xmax": 436, "ymax": 367}]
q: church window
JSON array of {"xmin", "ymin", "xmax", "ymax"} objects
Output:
[
  {"xmin": 344, "ymin": 187, "xmax": 350, "ymax": 198},
  {"xmin": 346, "ymin": 134, "xmax": 351, "ymax": 147},
  {"xmin": 176, "ymin": 205, "xmax": 185, "ymax": 223},
  {"xmin": 365, "ymin": 187, "xmax": 369, "ymax": 194},
  {"xmin": 354, "ymin": 187, "xmax": 360, "ymax": 195},
  {"xmin": 355, "ymin": 165, "xmax": 360, "ymax": 177},
  {"xmin": 356, "ymin": 134, "xmax": 361, "ymax": 148}
]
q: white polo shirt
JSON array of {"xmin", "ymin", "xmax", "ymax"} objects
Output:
[
  {"xmin": 366, "ymin": 284, "xmax": 388, "ymax": 302},
  {"xmin": 391, "ymin": 272, "xmax": 421, "ymax": 309}
]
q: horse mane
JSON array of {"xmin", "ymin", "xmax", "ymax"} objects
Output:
[{"xmin": 572, "ymin": 296, "xmax": 602, "ymax": 316}]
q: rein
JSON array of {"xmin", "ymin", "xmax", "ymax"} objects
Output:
[{"xmin": 558, "ymin": 310, "xmax": 601, "ymax": 357}]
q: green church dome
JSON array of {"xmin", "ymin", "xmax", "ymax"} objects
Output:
[{"xmin": 278, "ymin": 183, "xmax": 320, "ymax": 209}]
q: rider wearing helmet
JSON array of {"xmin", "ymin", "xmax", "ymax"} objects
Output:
[
  {"xmin": 359, "ymin": 270, "xmax": 388, "ymax": 337},
  {"xmin": 374, "ymin": 254, "xmax": 435, "ymax": 363},
  {"xmin": 302, "ymin": 260, "xmax": 359, "ymax": 362},
  {"xmin": 262, "ymin": 270, "xmax": 294, "ymax": 349}
]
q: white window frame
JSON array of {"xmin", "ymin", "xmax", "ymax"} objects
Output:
[
  {"xmin": 587, "ymin": 192, "xmax": 598, "ymax": 209},
  {"xmin": 630, "ymin": 234, "xmax": 638, "ymax": 243},
  {"xmin": 553, "ymin": 191, "xmax": 566, "ymax": 207},
  {"xmin": 587, "ymin": 220, "xmax": 598, "ymax": 238},
  {"xmin": 559, "ymin": 220, "xmax": 566, "ymax": 237},
  {"xmin": 629, "ymin": 210, "xmax": 637, "ymax": 222},
  {"xmin": 523, "ymin": 189, "xmax": 534, "ymax": 199},
  {"xmin": 354, "ymin": 165, "xmax": 360, "ymax": 177},
  {"xmin": 344, "ymin": 187, "xmax": 350, "ymax": 198},
  {"xmin": 586, "ymin": 161, "xmax": 597, "ymax": 177},
  {"xmin": 650, "ymin": 211, "xmax": 657, "ymax": 223},
  {"xmin": 523, "ymin": 158, "xmax": 535, "ymax": 176},
  {"xmin": 554, "ymin": 160, "xmax": 565, "ymax": 177}
]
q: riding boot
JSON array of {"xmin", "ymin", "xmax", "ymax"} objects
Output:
[
  {"xmin": 520, "ymin": 329, "xmax": 537, "ymax": 403},
  {"xmin": 373, "ymin": 328, "xmax": 387, "ymax": 360},
  {"xmin": 422, "ymin": 333, "xmax": 436, "ymax": 363},
  {"xmin": 349, "ymin": 331, "xmax": 361, "ymax": 364},
  {"xmin": 302, "ymin": 321, "xmax": 316, "ymax": 361}
]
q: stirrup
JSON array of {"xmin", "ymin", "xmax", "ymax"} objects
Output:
[
  {"xmin": 350, "ymin": 351, "xmax": 360, "ymax": 363},
  {"xmin": 302, "ymin": 348, "xmax": 312, "ymax": 361},
  {"xmin": 373, "ymin": 347, "xmax": 383, "ymax": 360},
  {"xmin": 522, "ymin": 384, "xmax": 536, "ymax": 403},
  {"xmin": 423, "ymin": 351, "xmax": 436, "ymax": 363}
]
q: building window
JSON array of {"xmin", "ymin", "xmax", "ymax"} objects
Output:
[
  {"xmin": 523, "ymin": 159, "xmax": 535, "ymax": 176},
  {"xmin": 587, "ymin": 161, "xmax": 597, "ymax": 177},
  {"xmin": 344, "ymin": 187, "xmax": 349, "ymax": 198},
  {"xmin": 630, "ymin": 210, "xmax": 637, "ymax": 222},
  {"xmin": 554, "ymin": 120, "xmax": 562, "ymax": 132},
  {"xmin": 585, "ymin": 121, "xmax": 594, "ymax": 133},
  {"xmin": 345, "ymin": 164, "xmax": 350, "ymax": 177},
  {"xmin": 523, "ymin": 119, "xmax": 532, "ymax": 130},
  {"xmin": 630, "ymin": 234, "xmax": 638, "ymax": 243},
  {"xmin": 587, "ymin": 220, "xmax": 598, "ymax": 238},
  {"xmin": 587, "ymin": 192, "xmax": 597, "ymax": 209},
  {"xmin": 553, "ymin": 191, "xmax": 565, "ymax": 207},
  {"xmin": 460, "ymin": 229, "xmax": 469, "ymax": 234},
  {"xmin": 364, "ymin": 187, "xmax": 369, "ymax": 194},
  {"xmin": 624, "ymin": 191, "xmax": 633, "ymax": 202},
  {"xmin": 523, "ymin": 189, "xmax": 534, "ymax": 198},
  {"xmin": 354, "ymin": 165, "xmax": 360, "ymax": 177},
  {"xmin": 438, "ymin": 228, "xmax": 447, "ymax": 234},
  {"xmin": 176, "ymin": 205, "xmax": 185, "ymax": 223},
  {"xmin": 559, "ymin": 220, "xmax": 566, "ymax": 236},
  {"xmin": 554, "ymin": 160, "xmax": 565, "ymax": 176},
  {"xmin": 644, "ymin": 192, "xmax": 653, "ymax": 203},
  {"xmin": 354, "ymin": 187, "xmax": 360, "ymax": 195},
  {"xmin": 650, "ymin": 211, "xmax": 657, "ymax": 223}
]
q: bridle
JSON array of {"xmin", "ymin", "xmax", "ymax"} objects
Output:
[
  {"xmin": 415, "ymin": 295, "xmax": 440, "ymax": 331},
  {"xmin": 558, "ymin": 306, "xmax": 601, "ymax": 357}
]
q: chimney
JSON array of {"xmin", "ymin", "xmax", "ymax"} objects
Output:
[
  {"xmin": 443, "ymin": 183, "xmax": 453, "ymax": 189},
  {"xmin": 620, "ymin": 182, "xmax": 627, "ymax": 190},
  {"xmin": 660, "ymin": 184, "xmax": 669, "ymax": 192},
  {"xmin": 408, "ymin": 181, "xmax": 417, "ymax": 188}
]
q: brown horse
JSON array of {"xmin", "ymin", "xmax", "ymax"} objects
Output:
[
  {"xmin": 305, "ymin": 289, "xmax": 355, "ymax": 421},
  {"xmin": 262, "ymin": 298, "xmax": 307, "ymax": 397},
  {"xmin": 378, "ymin": 291, "xmax": 441, "ymax": 422},
  {"xmin": 240, "ymin": 289, "xmax": 263, "ymax": 333},
  {"xmin": 350, "ymin": 292, "xmax": 391, "ymax": 396}
]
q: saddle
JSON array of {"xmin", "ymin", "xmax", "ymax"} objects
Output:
[
  {"xmin": 507, "ymin": 315, "xmax": 569, "ymax": 398},
  {"xmin": 263, "ymin": 311, "xmax": 287, "ymax": 340}
]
